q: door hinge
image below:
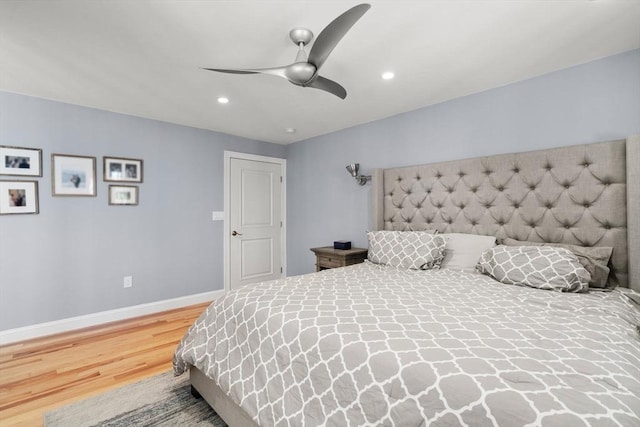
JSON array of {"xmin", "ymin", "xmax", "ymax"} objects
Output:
[
  {"xmin": 280, "ymin": 221, "xmax": 282, "ymax": 227},
  {"xmin": 280, "ymin": 267, "xmax": 283, "ymax": 273},
  {"xmin": 280, "ymin": 176, "xmax": 283, "ymax": 183}
]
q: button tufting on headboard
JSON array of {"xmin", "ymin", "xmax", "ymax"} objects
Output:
[{"xmin": 372, "ymin": 138, "xmax": 639, "ymax": 289}]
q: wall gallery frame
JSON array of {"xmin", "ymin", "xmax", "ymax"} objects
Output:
[
  {"xmin": 103, "ymin": 156, "xmax": 143, "ymax": 183},
  {"xmin": 0, "ymin": 145, "xmax": 43, "ymax": 177},
  {"xmin": 108, "ymin": 185, "xmax": 138, "ymax": 206},
  {"xmin": 0, "ymin": 180, "xmax": 39, "ymax": 215},
  {"xmin": 51, "ymin": 154, "xmax": 97, "ymax": 196}
]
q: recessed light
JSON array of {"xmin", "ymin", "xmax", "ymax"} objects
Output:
[
  {"xmin": 285, "ymin": 127, "xmax": 296, "ymax": 134},
  {"xmin": 217, "ymin": 97, "xmax": 229, "ymax": 104},
  {"xmin": 381, "ymin": 71, "xmax": 395, "ymax": 80}
]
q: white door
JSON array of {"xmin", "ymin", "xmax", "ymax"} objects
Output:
[{"xmin": 226, "ymin": 154, "xmax": 284, "ymax": 290}]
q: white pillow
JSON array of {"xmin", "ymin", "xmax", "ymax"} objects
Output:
[
  {"xmin": 367, "ymin": 230, "xmax": 446, "ymax": 270},
  {"xmin": 476, "ymin": 245, "xmax": 591, "ymax": 292},
  {"xmin": 439, "ymin": 233, "xmax": 496, "ymax": 271}
]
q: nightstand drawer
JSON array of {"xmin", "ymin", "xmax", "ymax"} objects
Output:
[
  {"xmin": 310, "ymin": 246, "xmax": 368, "ymax": 272},
  {"xmin": 317, "ymin": 255, "xmax": 343, "ymax": 269}
]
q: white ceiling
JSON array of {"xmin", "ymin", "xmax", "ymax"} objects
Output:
[{"xmin": 1, "ymin": 1, "xmax": 639, "ymax": 145}]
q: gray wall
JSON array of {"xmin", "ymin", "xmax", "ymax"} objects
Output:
[
  {"xmin": 0, "ymin": 92, "xmax": 285, "ymax": 330},
  {"xmin": 286, "ymin": 49, "xmax": 640, "ymax": 276}
]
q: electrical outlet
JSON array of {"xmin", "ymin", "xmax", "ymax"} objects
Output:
[{"xmin": 123, "ymin": 276, "xmax": 133, "ymax": 288}]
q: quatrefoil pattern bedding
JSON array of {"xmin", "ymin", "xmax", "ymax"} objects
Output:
[
  {"xmin": 375, "ymin": 140, "xmax": 630, "ymax": 287},
  {"xmin": 367, "ymin": 230, "xmax": 445, "ymax": 270},
  {"xmin": 476, "ymin": 245, "xmax": 591, "ymax": 292},
  {"xmin": 174, "ymin": 263, "xmax": 640, "ymax": 426}
]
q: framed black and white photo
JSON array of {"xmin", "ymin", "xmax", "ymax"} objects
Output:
[
  {"xmin": 0, "ymin": 180, "xmax": 39, "ymax": 215},
  {"xmin": 51, "ymin": 154, "xmax": 97, "ymax": 196},
  {"xmin": 103, "ymin": 156, "xmax": 143, "ymax": 183},
  {"xmin": 0, "ymin": 145, "xmax": 43, "ymax": 177},
  {"xmin": 108, "ymin": 185, "xmax": 138, "ymax": 206}
]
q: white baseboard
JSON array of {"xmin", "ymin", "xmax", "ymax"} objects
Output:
[{"xmin": 0, "ymin": 290, "xmax": 224, "ymax": 346}]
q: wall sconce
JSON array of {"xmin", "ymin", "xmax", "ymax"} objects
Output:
[{"xmin": 345, "ymin": 163, "xmax": 371, "ymax": 185}]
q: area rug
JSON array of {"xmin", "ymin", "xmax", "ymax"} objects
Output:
[{"xmin": 44, "ymin": 371, "xmax": 227, "ymax": 426}]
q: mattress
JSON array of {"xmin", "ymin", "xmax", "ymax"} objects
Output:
[{"xmin": 173, "ymin": 262, "xmax": 640, "ymax": 426}]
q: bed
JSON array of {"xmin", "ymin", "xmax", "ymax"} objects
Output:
[{"xmin": 174, "ymin": 136, "xmax": 640, "ymax": 426}]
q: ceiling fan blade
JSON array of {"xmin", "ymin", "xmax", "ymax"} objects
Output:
[
  {"xmin": 306, "ymin": 76, "xmax": 347, "ymax": 99},
  {"xmin": 203, "ymin": 67, "xmax": 288, "ymax": 79},
  {"xmin": 308, "ymin": 3, "xmax": 370, "ymax": 71},
  {"xmin": 202, "ymin": 68, "xmax": 258, "ymax": 75}
]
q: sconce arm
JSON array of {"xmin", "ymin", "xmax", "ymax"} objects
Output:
[{"xmin": 356, "ymin": 175, "xmax": 371, "ymax": 186}]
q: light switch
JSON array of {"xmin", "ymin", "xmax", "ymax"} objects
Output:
[{"xmin": 211, "ymin": 211, "xmax": 225, "ymax": 221}]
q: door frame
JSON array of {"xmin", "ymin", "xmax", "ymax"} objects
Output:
[{"xmin": 223, "ymin": 151, "xmax": 286, "ymax": 292}]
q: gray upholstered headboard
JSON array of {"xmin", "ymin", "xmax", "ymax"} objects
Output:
[{"xmin": 371, "ymin": 136, "xmax": 640, "ymax": 291}]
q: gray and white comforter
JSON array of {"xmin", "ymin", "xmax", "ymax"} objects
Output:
[{"xmin": 173, "ymin": 262, "xmax": 640, "ymax": 426}]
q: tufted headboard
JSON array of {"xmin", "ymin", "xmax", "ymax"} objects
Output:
[{"xmin": 371, "ymin": 136, "xmax": 640, "ymax": 291}]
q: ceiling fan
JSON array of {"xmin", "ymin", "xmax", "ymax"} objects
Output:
[{"xmin": 203, "ymin": 3, "xmax": 371, "ymax": 99}]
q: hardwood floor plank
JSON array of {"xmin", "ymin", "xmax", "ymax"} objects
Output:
[{"xmin": 0, "ymin": 302, "xmax": 209, "ymax": 426}]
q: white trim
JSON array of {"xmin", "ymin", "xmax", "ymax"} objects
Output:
[
  {"xmin": 224, "ymin": 151, "xmax": 287, "ymax": 292},
  {"xmin": 0, "ymin": 290, "xmax": 222, "ymax": 346}
]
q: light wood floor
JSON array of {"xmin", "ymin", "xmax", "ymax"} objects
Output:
[{"xmin": 0, "ymin": 302, "xmax": 209, "ymax": 426}]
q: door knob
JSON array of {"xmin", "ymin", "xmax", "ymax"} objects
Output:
[{"xmin": 232, "ymin": 230, "xmax": 242, "ymax": 236}]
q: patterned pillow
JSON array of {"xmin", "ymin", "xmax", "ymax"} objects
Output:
[
  {"xmin": 367, "ymin": 231, "xmax": 446, "ymax": 270},
  {"xmin": 500, "ymin": 238, "xmax": 614, "ymax": 288},
  {"xmin": 476, "ymin": 245, "xmax": 591, "ymax": 292}
]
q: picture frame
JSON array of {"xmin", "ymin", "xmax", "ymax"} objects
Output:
[
  {"xmin": 108, "ymin": 185, "xmax": 138, "ymax": 206},
  {"xmin": 103, "ymin": 156, "xmax": 143, "ymax": 183},
  {"xmin": 51, "ymin": 154, "xmax": 97, "ymax": 196},
  {"xmin": 0, "ymin": 180, "xmax": 39, "ymax": 215},
  {"xmin": 0, "ymin": 145, "xmax": 43, "ymax": 177}
]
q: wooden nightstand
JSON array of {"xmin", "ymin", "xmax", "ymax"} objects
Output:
[{"xmin": 310, "ymin": 246, "xmax": 368, "ymax": 271}]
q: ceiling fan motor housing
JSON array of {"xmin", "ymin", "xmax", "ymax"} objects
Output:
[{"xmin": 286, "ymin": 62, "xmax": 317, "ymax": 85}]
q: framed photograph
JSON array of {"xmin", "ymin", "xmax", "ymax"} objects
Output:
[
  {"xmin": 0, "ymin": 145, "xmax": 43, "ymax": 177},
  {"xmin": 108, "ymin": 185, "xmax": 138, "ymax": 206},
  {"xmin": 51, "ymin": 154, "xmax": 97, "ymax": 196},
  {"xmin": 0, "ymin": 180, "xmax": 39, "ymax": 215},
  {"xmin": 103, "ymin": 156, "xmax": 143, "ymax": 183}
]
